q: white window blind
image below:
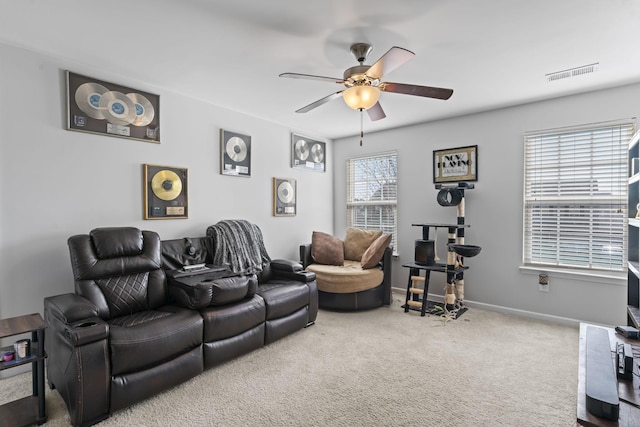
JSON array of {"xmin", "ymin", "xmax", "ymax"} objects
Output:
[
  {"xmin": 347, "ymin": 152, "xmax": 398, "ymax": 253},
  {"xmin": 523, "ymin": 121, "xmax": 634, "ymax": 272}
]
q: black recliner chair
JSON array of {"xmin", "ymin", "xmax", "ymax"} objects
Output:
[{"xmin": 44, "ymin": 227, "xmax": 204, "ymax": 426}]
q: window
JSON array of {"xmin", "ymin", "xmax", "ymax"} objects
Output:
[
  {"xmin": 523, "ymin": 121, "xmax": 634, "ymax": 272},
  {"xmin": 347, "ymin": 152, "xmax": 398, "ymax": 254}
]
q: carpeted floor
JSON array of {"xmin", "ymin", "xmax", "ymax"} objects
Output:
[{"xmin": 0, "ymin": 296, "xmax": 579, "ymax": 426}]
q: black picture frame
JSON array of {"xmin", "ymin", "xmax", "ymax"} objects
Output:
[
  {"xmin": 143, "ymin": 164, "xmax": 188, "ymax": 219},
  {"xmin": 433, "ymin": 145, "xmax": 478, "ymax": 183},
  {"xmin": 220, "ymin": 129, "xmax": 251, "ymax": 177},
  {"xmin": 273, "ymin": 177, "xmax": 296, "ymax": 216},
  {"xmin": 67, "ymin": 71, "xmax": 160, "ymax": 143},
  {"xmin": 291, "ymin": 133, "xmax": 326, "ymax": 172}
]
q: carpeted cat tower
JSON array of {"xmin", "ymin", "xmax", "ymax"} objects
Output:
[{"xmin": 402, "ymin": 182, "xmax": 481, "ymax": 319}]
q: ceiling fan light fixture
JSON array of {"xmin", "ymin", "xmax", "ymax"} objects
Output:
[{"xmin": 342, "ymin": 85, "xmax": 380, "ymax": 110}]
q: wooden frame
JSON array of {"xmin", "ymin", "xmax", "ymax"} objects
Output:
[
  {"xmin": 291, "ymin": 133, "xmax": 326, "ymax": 172},
  {"xmin": 220, "ymin": 129, "xmax": 251, "ymax": 177},
  {"xmin": 66, "ymin": 71, "xmax": 160, "ymax": 143},
  {"xmin": 143, "ymin": 164, "xmax": 188, "ymax": 219},
  {"xmin": 273, "ymin": 177, "xmax": 296, "ymax": 216},
  {"xmin": 433, "ymin": 145, "xmax": 478, "ymax": 183}
]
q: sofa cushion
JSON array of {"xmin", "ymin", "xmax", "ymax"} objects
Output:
[
  {"xmin": 90, "ymin": 227, "xmax": 144, "ymax": 259},
  {"xmin": 343, "ymin": 228, "xmax": 382, "ymax": 261},
  {"xmin": 199, "ymin": 295, "xmax": 265, "ymax": 342},
  {"xmin": 258, "ymin": 281, "xmax": 310, "ymax": 320},
  {"xmin": 311, "ymin": 231, "xmax": 344, "ymax": 266},
  {"xmin": 361, "ymin": 233, "xmax": 392, "ymax": 269},
  {"xmin": 108, "ymin": 305, "xmax": 203, "ymax": 376},
  {"xmin": 307, "ymin": 261, "xmax": 384, "ymax": 293}
]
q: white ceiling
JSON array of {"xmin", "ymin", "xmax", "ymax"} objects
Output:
[{"xmin": 1, "ymin": 0, "xmax": 640, "ymax": 139}]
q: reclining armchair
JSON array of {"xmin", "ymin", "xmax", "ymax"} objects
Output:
[{"xmin": 44, "ymin": 227, "xmax": 204, "ymax": 426}]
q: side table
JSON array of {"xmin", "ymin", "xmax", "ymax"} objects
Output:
[{"xmin": 0, "ymin": 313, "xmax": 47, "ymax": 426}]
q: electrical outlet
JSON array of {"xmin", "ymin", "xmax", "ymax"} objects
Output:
[{"xmin": 539, "ymin": 283, "xmax": 549, "ymax": 292}]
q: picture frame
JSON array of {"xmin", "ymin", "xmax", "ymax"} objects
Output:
[
  {"xmin": 220, "ymin": 129, "xmax": 251, "ymax": 177},
  {"xmin": 273, "ymin": 177, "xmax": 296, "ymax": 216},
  {"xmin": 433, "ymin": 145, "xmax": 478, "ymax": 183},
  {"xmin": 143, "ymin": 164, "xmax": 188, "ymax": 219},
  {"xmin": 66, "ymin": 71, "xmax": 160, "ymax": 143},
  {"xmin": 291, "ymin": 133, "xmax": 326, "ymax": 172}
]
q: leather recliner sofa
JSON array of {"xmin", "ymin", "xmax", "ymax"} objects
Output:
[{"xmin": 44, "ymin": 226, "xmax": 318, "ymax": 426}]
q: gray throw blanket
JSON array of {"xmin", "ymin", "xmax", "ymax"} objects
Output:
[{"xmin": 206, "ymin": 220, "xmax": 271, "ymax": 274}]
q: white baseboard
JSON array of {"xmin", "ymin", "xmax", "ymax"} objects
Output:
[{"xmin": 391, "ymin": 287, "xmax": 581, "ymax": 328}]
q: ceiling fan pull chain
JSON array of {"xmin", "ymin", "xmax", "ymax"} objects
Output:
[{"xmin": 360, "ymin": 108, "xmax": 364, "ymax": 146}]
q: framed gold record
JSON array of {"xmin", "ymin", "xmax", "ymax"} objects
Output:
[
  {"xmin": 291, "ymin": 133, "xmax": 325, "ymax": 172},
  {"xmin": 273, "ymin": 177, "xmax": 296, "ymax": 217},
  {"xmin": 143, "ymin": 164, "xmax": 188, "ymax": 219},
  {"xmin": 220, "ymin": 129, "xmax": 251, "ymax": 177}
]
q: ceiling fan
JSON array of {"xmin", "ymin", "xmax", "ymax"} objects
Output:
[{"xmin": 279, "ymin": 43, "xmax": 453, "ymax": 121}]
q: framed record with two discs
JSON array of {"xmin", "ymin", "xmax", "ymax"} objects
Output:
[
  {"xmin": 273, "ymin": 177, "xmax": 296, "ymax": 217},
  {"xmin": 291, "ymin": 133, "xmax": 326, "ymax": 172},
  {"xmin": 67, "ymin": 71, "xmax": 160, "ymax": 143},
  {"xmin": 143, "ymin": 164, "xmax": 188, "ymax": 219},
  {"xmin": 220, "ymin": 129, "xmax": 251, "ymax": 177}
]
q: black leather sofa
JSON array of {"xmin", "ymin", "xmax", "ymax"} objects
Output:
[{"xmin": 44, "ymin": 226, "xmax": 317, "ymax": 426}]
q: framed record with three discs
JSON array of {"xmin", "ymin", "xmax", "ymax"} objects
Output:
[
  {"xmin": 67, "ymin": 71, "xmax": 160, "ymax": 143},
  {"xmin": 291, "ymin": 133, "xmax": 326, "ymax": 172},
  {"xmin": 143, "ymin": 164, "xmax": 188, "ymax": 219},
  {"xmin": 273, "ymin": 177, "xmax": 296, "ymax": 217},
  {"xmin": 220, "ymin": 129, "xmax": 251, "ymax": 177}
]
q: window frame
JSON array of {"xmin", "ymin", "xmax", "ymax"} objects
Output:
[
  {"xmin": 522, "ymin": 120, "xmax": 634, "ymax": 277},
  {"xmin": 346, "ymin": 151, "xmax": 398, "ymax": 255}
]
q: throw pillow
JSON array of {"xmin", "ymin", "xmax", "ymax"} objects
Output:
[
  {"xmin": 361, "ymin": 233, "xmax": 392, "ymax": 269},
  {"xmin": 343, "ymin": 227, "xmax": 382, "ymax": 261},
  {"xmin": 311, "ymin": 231, "xmax": 344, "ymax": 266}
]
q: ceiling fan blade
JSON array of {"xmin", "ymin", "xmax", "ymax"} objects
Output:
[
  {"xmin": 279, "ymin": 72, "xmax": 344, "ymax": 84},
  {"xmin": 366, "ymin": 46, "xmax": 415, "ymax": 80},
  {"xmin": 380, "ymin": 82, "xmax": 453, "ymax": 100},
  {"xmin": 367, "ymin": 102, "xmax": 386, "ymax": 121},
  {"xmin": 295, "ymin": 91, "xmax": 343, "ymax": 113}
]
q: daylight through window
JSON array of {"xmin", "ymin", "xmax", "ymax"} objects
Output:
[
  {"xmin": 523, "ymin": 121, "xmax": 634, "ymax": 272},
  {"xmin": 347, "ymin": 152, "xmax": 398, "ymax": 254}
]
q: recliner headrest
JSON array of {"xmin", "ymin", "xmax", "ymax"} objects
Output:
[{"xmin": 90, "ymin": 227, "xmax": 144, "ymax": 259}]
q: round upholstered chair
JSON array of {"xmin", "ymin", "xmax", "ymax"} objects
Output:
[{"xmin": 300, "ymin": 228, "xmax": 392, "ymax": 311}]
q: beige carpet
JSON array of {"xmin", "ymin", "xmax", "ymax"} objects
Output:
[{"xmin": 1, "ymin": 296, "xmax": 579, "ymax": 426}]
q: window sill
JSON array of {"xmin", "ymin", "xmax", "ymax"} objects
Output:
[{"xmin": 519, "ymin": 265, "xmax": 626, "ymax": 286}]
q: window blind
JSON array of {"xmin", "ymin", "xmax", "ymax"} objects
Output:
[
  {"xmin": 523, "ymin": 121, "xmax": 634, "ymax": 271},
  {"xmin": 347, "ymin": 152, "xmax": 398, "ymax": 253}
]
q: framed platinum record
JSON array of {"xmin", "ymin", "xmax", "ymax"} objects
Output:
[
  {"xmin": 220, "ymin": 129, "xmax": 251, "ymax": 177},
  {"xmin": 273, "ymin": 177, "xmax": 296, "ymax": 217},
  {"xmin": 291, "ymin": 133, "xmax": 326, "ymax": 172},
  {"xmin": 66, "ymin": 71, "xmax": 160, "ymax": 143}
]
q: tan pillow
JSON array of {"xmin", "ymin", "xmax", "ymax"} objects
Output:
[
  {"xmin": 311, "ymin": 231, "xmax": 344, "ymax": 266},
  {"xmin": 343, "ymin": 228, "xmax": 382, "ymax": 261},
  {"xmin": 361, "ymin": 233, "xmax": 392, "ymax": 269}
]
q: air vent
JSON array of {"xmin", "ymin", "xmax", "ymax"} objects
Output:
[{"xmin": 546, "ymin": 63, "xmax": 599, "ymax": 82}]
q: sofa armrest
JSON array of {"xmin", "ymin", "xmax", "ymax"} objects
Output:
[
  {"xmin": 299, "ymin": 244, "xmax": 313, "ymax": 269},
  {"xmin": 271, "ymin": 258, "xmax": 303, "ymax": 272},
  {"xmin": 44, "ymin": 294, "xmax": 111, "ymax": 425},
  {"xmin": 44, "ymin": 294, "xmax": 108, "ymax": 346},
  {"xmin": 44, "ymin": 293, "xmax": 99, "ymax": 324}
]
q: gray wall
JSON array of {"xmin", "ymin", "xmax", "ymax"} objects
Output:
[
  {"xmin": 2, "ymin": 40, "xmax": 637, "ymax": 335},
  {"xmin": 334, "ymin": 83, "xmax": 640, "ymax": 326},
  {"xmin": 0, "ymin": 43, "xmax": 333, "ymax": 324}
]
